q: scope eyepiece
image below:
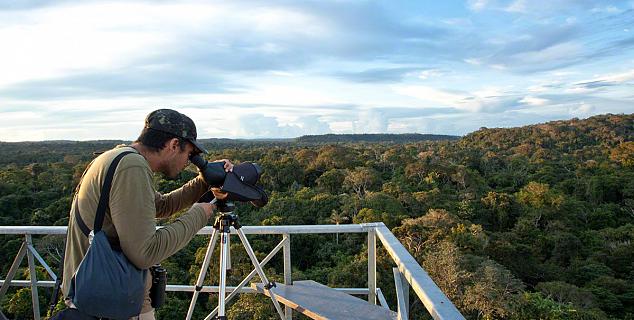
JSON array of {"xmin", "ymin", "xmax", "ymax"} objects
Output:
[{"xmin": 190, "ymin": 154, "xmax": 226, "ymax": 187}]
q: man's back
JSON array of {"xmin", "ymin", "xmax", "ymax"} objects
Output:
[
  {"xmin": 62, "ymin": 145, "xmax": 153, "ymax": 298},
  {"xmin": 62, "ymin": 144, "xmax": 209, "ymax": 315}
]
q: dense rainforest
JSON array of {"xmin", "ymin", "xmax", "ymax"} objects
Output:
[{"xmin": 0, "ymin": 113, "xmax": 633, "ymax": 319}]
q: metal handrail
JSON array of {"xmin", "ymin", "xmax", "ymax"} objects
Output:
[{"xmin": 0, "ymin": 224, "xmax": 464, "ymax": 320}]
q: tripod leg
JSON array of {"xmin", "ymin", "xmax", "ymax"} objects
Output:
[
  {"xmin": 217, "ymin": 232, "xmax": 230, "ymax": 319},
  {"xmin": 186, "ymin": 228, "xmax": 220, "ymax": 320},
  {"xmin": 205, "ymin": 238, "xmax": 287, "ymax": 319},
  {"xmin": 235, "ymin": 229, "xmax": 286, "ymax": 320},
  {"xmin": 226, "ymin": 235, "xmax": 231, "ymax": 271}
]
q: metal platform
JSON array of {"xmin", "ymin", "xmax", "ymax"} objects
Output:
[{"xmin": 254, "ymin": 280, "xmax": 398, "ymax": 320}]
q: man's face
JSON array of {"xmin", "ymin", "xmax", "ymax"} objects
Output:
[{"xmin": 162, "ymin": 140, "xmax": 195, "ymax": 179}]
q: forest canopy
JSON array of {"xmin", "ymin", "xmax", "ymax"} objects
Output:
[{"xmin": 1, "ymin": 113, "xmax": 633, "ymax": 319}]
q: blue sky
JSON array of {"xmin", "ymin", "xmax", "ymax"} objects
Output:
[{"xmin": 1, "ymin": 0, "xmax": 633, "ymax": 141}]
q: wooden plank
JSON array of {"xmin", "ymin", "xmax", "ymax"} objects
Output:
[{"xmin": 253, "ymin": 280, "xmax": 397, "ymax": 320}]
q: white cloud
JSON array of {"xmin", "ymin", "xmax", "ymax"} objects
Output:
[
  {"xmin": 391, "ymin": 85, "xmax": 514, "ymax": 113},
  {"xmin": 296, "ymin": 115, "xmax": 332, "ymax": 134},
  {"xmin": 441, "ymin": 18, "xmax": 472, "ymax": 26},
  {"xmin": 464, "ymin": 58, "xmax": 482, "ymax": 65},
  {"xmin": 417, "ymin": 69, "xmax": 443, "ymax": 80},
  {"xmin": 473, "ymin": 87, "xmax": 504, "ymax": 98},
  {"xmin": 0, "ymin": 108, "xmax": 143, "ymax": 141},
  {"xmin": 468, "ymin": 0, "xmax": 489, "ymax": 11},
  {"xmin": 549, "ymin": 71, "xmax": 578, "ymax": 77},
  {"xmin": 519, "ymin": 95, "xmax": 549, "ymax": 106},
  {"xmin": 590, "ymin": 6, "xmax": 624, "ymax": 14},
  {"xmin": 527, "ymin": 81, "xmax": 563, "ymax": 93},
  {"xmin": 249, "ymin": 7, "xmax": 326, "ymax": 36},
  {"xmin": 594, "ymin": 69, "xmax": 634, "ymax": 83},
  {"xmin": 0, "ymin": 4, "xmax": 168, "ymax": 87},
  {"xmin": 0, "ymin": 2, "xmax": 329, "ymax": 88},
  {"xmin": 506, "ymin": 0, "xmax": 527, "ymax": 13},
  {"xmin": 393, "ymin": 85, "xmax": 469, "ymax": 108},
  {"xmin": 569, "ymin": 69, "xmax": 634, "ymax": 93},
  {"xmin": 328, "ymin": 121, "xmax": 353, "ymax": 133},
  {"xmin": 231, "ymin": 114, "xmax": 296, "ymax": 138},
  {"xmin": 569, "ymin": 102, "xmax": 594, "ymax": 116},
  {"xmin": 386, "ymin": 121, "xmax": 410, "ymax": 132},
  {"xmin": 565, "ymin": 86, "xmax": 596, "ymax": 94},
  {"xmin": 268, "ymin": 71, "xmax": 296, "ymax": 77},
  {"xmin": 352, "ymin": 109, "xmax": 388, "ymax": 133},
  {"xmin": 200, "ymin": 84, "xmax": 341, "ymax": 107},
  {"xmin": 511, "ymin": 42, "xmax": 582, "ymax": 65}
]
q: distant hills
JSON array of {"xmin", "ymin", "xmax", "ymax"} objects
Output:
[
  {"xmin": 1, "ymin": 113, "xmax": 632, "ymax": 166},
  {"xmin": 182, "ymin": 133, "xmax": 460, "ymax": 144},
  {"xmin": 0, "ymin": 133, "xmax": 458, "ymax": 166},
  {"xmin": 461, "ymin": 113, "xmax": 633, "ymax": 154},
  {"xmin": 295, "ymin": 133, "xmax": 458, "ymax": 143},
  {"xmin": 1, "ymin": 133, "xmax": 458, "ymax": 146}
]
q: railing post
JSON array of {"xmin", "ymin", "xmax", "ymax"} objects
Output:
[
  {"xmin": 25, "ymin": 235, "xmax": 41, "ymax": 320},
  {"xmin": 283, "ymin": 234, "xmax": 292, "ymax": 320},
  {"xmin": 0, "ymin": 241, "xmax": 28, "ymax": 301},
  {"xmin": 368, "ymin": 228, "xmax": 376, "ymax": 304},
  {"xmin": 393, "ymin": 268, "xmax": 408, "ymax": 320},
  {"xmin": 375, "ymin": 224, "xmax": 465, "ymax": 319},
  {"xmin": 401, "ymin": 270, "xmax": 410, "ymax": 317},
  {"xmin": 376, "ymin": 288, "xmax": 390, "ymax": 309}
]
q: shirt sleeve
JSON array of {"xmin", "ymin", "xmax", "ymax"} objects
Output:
[
  {"xmin": 109, "ymin": 165, "xmax": 208, "ymax": 269},
  {"xmin": 154, "ymin": 175, "xmax": 209, "ymax": 219}
]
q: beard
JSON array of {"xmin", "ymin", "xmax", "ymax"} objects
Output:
[
  {"xmin": 159, "ymin": 163, "xmax": 182, "ymax": 180},
  {"xmin": 161, "ymin": 171, "xmax": 181, "ymax": 180}
]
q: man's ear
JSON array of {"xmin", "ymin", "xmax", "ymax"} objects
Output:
[{"xmin": 166, "ymin": 138, "xmax": 180, "ymax": 151}]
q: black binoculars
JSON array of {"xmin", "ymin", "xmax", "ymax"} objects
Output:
[{"xmin": 150, "ymin": 264, "xmax": 167, "ymax": 309}]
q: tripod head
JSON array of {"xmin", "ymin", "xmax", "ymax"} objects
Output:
[{"xmin": 213, "ymin": 198, "xmax": 235, "ymax": 214}]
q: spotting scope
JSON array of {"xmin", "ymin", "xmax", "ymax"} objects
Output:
[{"xmin": 189, "ymin": 154, "xmax": 268, "ymax": 207}]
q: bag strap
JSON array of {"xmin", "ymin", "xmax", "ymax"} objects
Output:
[
  {"xmin": 75, "ymin": 151, "xmax": 135, "ymax": 236},
  {"xmin": 72, "ymin": 157, "xmax": 98, "ymax": 237}
]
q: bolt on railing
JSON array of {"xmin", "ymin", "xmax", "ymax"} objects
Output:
[{"xmin": 0, "ymin": 224, "xmax": 464, "ymax": 320}]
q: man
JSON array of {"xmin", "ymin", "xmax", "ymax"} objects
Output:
[{"xmin": 62, "ymin": 109, "xmax": 231, "ymax": 319}]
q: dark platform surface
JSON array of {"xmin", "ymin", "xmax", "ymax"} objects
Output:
[{"xmin": 253, "ymin": 280, "xmax": 397, "ymax": 320}]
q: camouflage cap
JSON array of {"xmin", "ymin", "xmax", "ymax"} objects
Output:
[{"xmin": 145, "ymin": 109, "xmax": 208, "ymax": 154}]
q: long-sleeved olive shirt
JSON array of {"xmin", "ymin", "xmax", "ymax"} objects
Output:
[{"xmin": 62, "ymin": 146, "xmax": 209, "ymax": 313}]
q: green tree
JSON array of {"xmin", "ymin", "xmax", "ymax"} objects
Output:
[
  {"xmin": 535, "ymin": 281, "xmax": 596, "ymax": 309},
  {"xmin": 343, "ymin": 167, "xmax": 380, "ymax": 197},
  {"xmin": 315, "ymin": 169, "xmax": 346, "ymax": 194},
  {"xmin": 610, "ymin": 141, "xmax": 634, "ymax": 167},
  {"xmin": 422, "ymin": 241, "xmax": 472, "ymax": 309},
  {"xmin": 463, "ymin": 260, "xmax": 524, "ymax": 320}
]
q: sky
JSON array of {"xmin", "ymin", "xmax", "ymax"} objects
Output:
[{"xmin": 1, "ymin": 0, "xmax": 633, "ymax": 142}]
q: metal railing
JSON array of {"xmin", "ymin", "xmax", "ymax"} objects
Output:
[{"xmin": 0, "ymin": 224, "xmax": 464, "ymax": 320}]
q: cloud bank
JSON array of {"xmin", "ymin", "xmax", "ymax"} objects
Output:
[{"xmin": 0, "ymin": 0, "xmax": 633, "ymax": 141}]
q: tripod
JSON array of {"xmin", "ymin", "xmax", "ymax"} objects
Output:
[{"xmin": 186, "ymin": 200, "xmax": 286, "ymax": 320}]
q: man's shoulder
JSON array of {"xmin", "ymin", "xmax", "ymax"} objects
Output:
[{"xmin": 99, "ymin": 146, "xmax": 149, "ymax": 172}]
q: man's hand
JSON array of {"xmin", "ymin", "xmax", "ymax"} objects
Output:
[
  {"xmin": 213, "ymin": 159, "xmax": 234, "ymax": 172},
  {"xmin": 193, "ymin": 202, "xmax": 216, "ymax": 219},
  {"xmin": 211, "ymin": 187, "xmax": 228, "ymax": 200}
]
